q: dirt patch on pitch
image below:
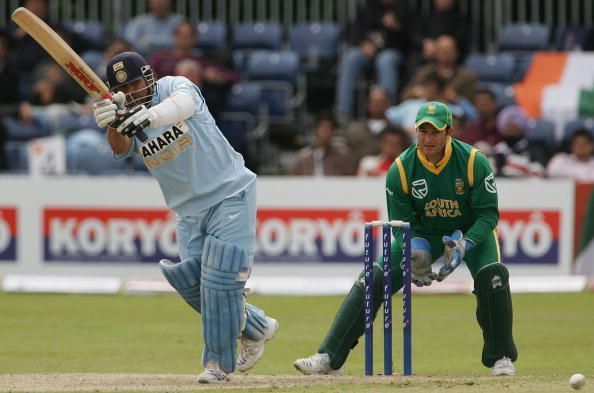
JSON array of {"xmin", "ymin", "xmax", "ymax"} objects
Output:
[{"xmin": 0, "ymin": 373, "xmax": 403, "ymax": 392}]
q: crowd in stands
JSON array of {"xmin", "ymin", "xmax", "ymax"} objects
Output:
[{"xmin": 1, "ymin": 0, "xmax": 594, "ymax": 181}]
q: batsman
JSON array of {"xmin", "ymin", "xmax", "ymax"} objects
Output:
[{"xmin": 295, "ymin": 101, "xmax": 518, "ymax": 376}]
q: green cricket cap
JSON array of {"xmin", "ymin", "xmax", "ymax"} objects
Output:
[{"xmin": 415, "ymin": 101, "xmax": 453, "ymax": 131}]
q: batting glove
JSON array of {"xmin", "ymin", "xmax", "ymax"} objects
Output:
[
  {"xmin": 410, "ymin": 237, "xmax": 436, "ymax": 287},
  {"xmin": 116, "ymin": 105, "xmax": 153, "ymax": 137},
  {"xmin": 435, "ymin": 230, "xmax": 475, "ymax": 282},
  {"xmin": 92, "ymin": 92, "xmax": 126, "ymax": 128}
]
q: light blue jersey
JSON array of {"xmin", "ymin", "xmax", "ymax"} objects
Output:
[{"xmin": 117, "ymin": 76, "xmax": 256, "ymax": 215}]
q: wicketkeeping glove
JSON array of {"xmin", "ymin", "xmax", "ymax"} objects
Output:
[
  {"xmin": 116, "ymin": 105, "xmax": 153, "ymax": 138},
  {"xmin": 435, "ymin": 230, "xmax": 475, "ymax": 282},
  {"xmin": 410, "ymin": 237, "xmax": 436, "ymax": 287},
  {"xmin": 92, "ymin": 92, "xmax": 126, "ymax": 128}
]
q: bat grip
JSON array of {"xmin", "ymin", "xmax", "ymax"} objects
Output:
[{"xmin": 103, "ymin": 92, "xmax": 148, "ymax": 142}]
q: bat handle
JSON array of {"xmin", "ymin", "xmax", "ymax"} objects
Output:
[{"xmin": 103, "ymin": 92, "xmax": 149, "ymax": 142}]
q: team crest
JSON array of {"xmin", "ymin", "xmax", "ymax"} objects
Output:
[
  {"xmin": 115, "ymin": 70, "xmax": 128, "ymax": 83},
  {"xmin": 485, "ymin": 173, "xmax": 497, "ymax": 193},
  {"xmin": 455, "ymin": 178, "xmax": 465, "ymax": 195},
  {"xmin": 411, "ymin": 179, "xmax": 428, "ymax": 199},
  {"xmin": 427, "ymin": 103, "xmax": 437, "ymax": 114}
]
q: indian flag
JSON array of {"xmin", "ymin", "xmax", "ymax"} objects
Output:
[{"xmin": 514, "ymin": 52, "xmax": 594, "ymax": 139}]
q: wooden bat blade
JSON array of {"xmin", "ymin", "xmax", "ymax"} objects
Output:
[{"xmin": 11, "ymin": 7, "xmax": 109, "ymax": 100}]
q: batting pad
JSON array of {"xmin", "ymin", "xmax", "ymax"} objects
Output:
[
  {"xmin": 242, "ymin": 303, "xmax": 270, "ymax": 341},
  {"xmin": 159, "ymin": 258, "xmax": 201, "ymax": 313},
  {"xmin": 474, "ymin": 263, "xmax": 518, "ymax": 367},
  {"xmin": 201, "ymin": 236, "xmax": 248, "ymax": 373}
]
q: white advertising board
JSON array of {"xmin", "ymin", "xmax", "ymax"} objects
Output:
[{"xmin": 0, "ymin": 176, "xmax": 575, "ymax": 285}]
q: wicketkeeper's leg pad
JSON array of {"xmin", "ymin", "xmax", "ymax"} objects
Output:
[
  {"xmin": 201, "ymin": 235, "xmax": 249, "ymax": 373},
  {"xmin": 242, "ymin": 303, "xmax": 270, "ymax": 341},
  {"xmin": 474, "ymin": 263, "xmax": 518, "ymax": 367},
  {"xmin": 159, "ymin": 258, "xmax": 201, "ymax": 313}
]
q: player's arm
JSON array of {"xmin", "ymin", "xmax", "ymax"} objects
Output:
[
  {"xmin": 436, "ymin": 151, "xmax": 498, "ymax": 282},
  {"xmin": 464, "ymin": 151, "xmax": 499, "ymax": 246},
  {"xmin": 386, "ymin": 159, "xmax": 413, "ymax": 222},
  {"xmin": 106, "ymin": 126, "xmax": 133, "ymax": 154},
  {"xmin": 116, "ymin": 88, "xmax": 197, "ymax": 137}
]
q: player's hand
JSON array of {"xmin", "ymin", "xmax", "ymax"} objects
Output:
[
  {"xmin": 92, "ymin": 91, "xmax": 126, "ymax": 128},
  {"xmin": 410, "ymin": 237, "xmax": 436, "ymax": 287},
  {"xmin": 116, "ymin": 105, "xmax": 153, "ymax": 137},
  {"xmin": 435, "ymin": 230, "xmax": 475, "ymax": 282}
]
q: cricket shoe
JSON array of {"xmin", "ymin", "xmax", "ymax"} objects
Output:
[
  {"xmin": 237, "ymin": 317, "xmax": 279, "ymax": 372},
  {"xmin": 198, "ymin": 361, "xmax": 232, "ymax": 383},
  {"xmin": 294, "ymin": 353, "xmax": 345, "ymax": 375},
  {"xmin": 492, "ymin": 357, "xmax": 516, "ymax": 376}
]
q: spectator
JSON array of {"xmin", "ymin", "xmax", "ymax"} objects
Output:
[
  {"xmin": 492, "ymin": 106, "xmax": 547, "ymax": 178},
  {"xmin": 357, "ymin": 126, "xmax": 411, "ymax": 176},
  {"xmin": 149, "ymin": 21, "xmax": 238, "ymax": 121},
  {"xmin": 460, "ymin": 88, "xmax": 502, "ymax": 152},
  {"xmin": 174, "ymin": 58, "xmax": 202, "ymax": 86},
  {"xmin": 546, "ymin": 129, "xmax": 594, "ymax": 181},
  {"xmin": 345, "ymin": 86, "xmax": 392, "ymax": 166},
  {"xmin": 122, "ymin": 0, "xmax": 184, "ymax": 57},
  {"xmin": 410, "ymin": 0, "xmax": 468, "ymax": 68},
  {"xmin": 387, "ymin": 74, "xmax": 475, "ymax": 139},
  {"xmin": 0, "ymin": 30, "xmax": 21, "ymax": 170},
  {"xmin": 335, "ymin": 0, "xmax": 412, "ymax": 119},
  {"xmin": 401, "ymin": 35, "xmax": 476, "ymax": 102},
  {"xmin": 386, "ymin": 75, "xmax": 445, "ymax": 137},
  {"xmin": 292, "ymin": 113, "xmax": 355, "ymax": 176}
]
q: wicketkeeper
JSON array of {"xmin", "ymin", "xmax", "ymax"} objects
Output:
[{"xmin": 295, "ymin": 101, "xmax": 518, "ymax": 376}]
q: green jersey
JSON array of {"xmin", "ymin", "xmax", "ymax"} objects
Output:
[{"xmin": 386, "ymin": 137, "xmax": 498, "ymax": 246}]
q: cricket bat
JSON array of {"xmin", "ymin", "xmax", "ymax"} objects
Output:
[{"xmin": 11, "ymin": 7, "xmax": 148, "ymax": 142}]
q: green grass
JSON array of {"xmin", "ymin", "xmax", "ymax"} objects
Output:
[{"xmin": 0, "ymin": 292, "xmax": 593, "ymax": 392}]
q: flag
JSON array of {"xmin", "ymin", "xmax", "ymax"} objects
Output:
[{"xmin": 575, "ymin": 187, "xmax": 594, "ymax": 275}]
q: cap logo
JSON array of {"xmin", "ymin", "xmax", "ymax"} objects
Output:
[
  {"xmin": 115, "ymin": 70, "xmax": 128, "ymax": 83},
  {"xmin": 427, "ymin": 104, "xmax": 437, "ymax": 114},
  {"xmin": 112, "ymin": 61, "xmax": 124, "ymax": 72}
]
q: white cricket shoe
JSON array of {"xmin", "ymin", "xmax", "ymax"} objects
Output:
[
  {"xmin": 492, "ymin": 357, "xmax": 516, "ymax": 376},
  {"xmin": 294, "ymin": 353, "xmax": 345, "ymax": 375},
  {"xmin": 237, "ymin": 317, "xmax": 279, "ymax": 372},
  {"xmin": 198, "ymin": 361, "xmax": 231, "ymax": 383}
]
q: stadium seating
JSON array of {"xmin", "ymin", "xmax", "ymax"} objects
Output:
[
  {"xmin": 465, "ymin": 53, "xmax": 516, "ymax": 83},
  {"xmin": 555, "ymin": 25, "xmax": 590, "ymax": 51},
  {"xmin": 526, "ymin": 119, "xmax": 556, "ymax": 146},
  {"xmin": 66, "ymin": 129, "xmax": 127, "ymax": 175},
  {"xmin": 563, "ymin": 118, "xmax": 594, "ymax": 145},
  {"xmin": 196, "ymin": 21, "xmax": 228, "ymax": 53},
  {"xmin": 289, "ymin": 22, "xmax": 340, "ymax": 71},
  {"xmin": 233, "ymin": 21, "xmax": 283, "ymax": 50},
  {"xmin": 477, "ymin": 82, "xmax": 517, "ymax": 108},
  {"xmin": 245, "ymin": 51, "xmax": 301, "ymax": 121},
  {"xmin": 499, "ymin": 23, "xmax": 550, "ymax": 51},
  {"xmin": 224, "ymin": 82, "xmax": 264, "ymax": 117}
]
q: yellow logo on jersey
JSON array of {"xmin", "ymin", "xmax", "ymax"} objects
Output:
[
  {"xmin": 424, "ymin": 198, "xmax": 462, "ymax": 218},
  {"xmin": 140, "ymin": 121, "xmax": 194, "ymax": 169}
]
